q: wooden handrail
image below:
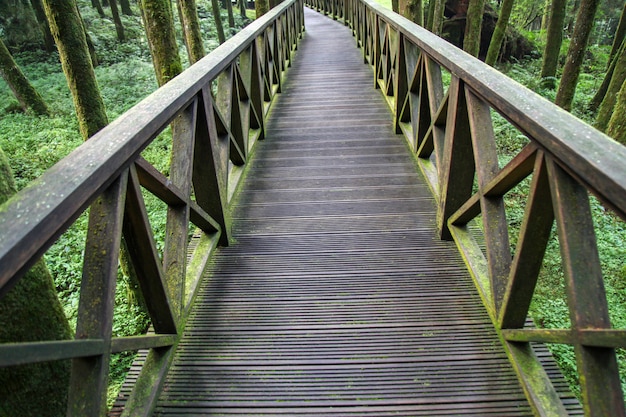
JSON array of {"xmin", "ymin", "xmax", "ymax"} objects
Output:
[
  {"xmin": 0, "ymin": 0, "xmax": 304, "ymax": 415},
  {"xmin": 305, "ymin": 0, "xmax": 626, "ymax": 416}
]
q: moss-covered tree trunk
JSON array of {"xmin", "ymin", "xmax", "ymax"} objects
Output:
[
  {"xmin": 392, "ymin": 0, "xmax": 399, "ymax": 13},
  {"xmin": 429, "ymin": 0, "xmax": 445, "ymax": 34},
  {"xmin": 0, "ymin": 147, "xmax": 72, "ymax": 417},
  {"xmin": 210, "ymin": 0, "xmax": 227, "ymax": 42},
  {"xmin": 140, "ymin": 0, "xmax": 183, "ymax": 85},
  {"xmin": 0, "ymin": 0, "xmax": 42, "ymax": 49},
  {"xmin": 595, "ymin": 40, "xmax": 626, "ymax": 131},
  {"xmin": 540, "ymin": 0, "xmax": 567, "ymax": 88},
  {"xmin": 485, "ymin": 0, "xmax": 515, "ymax": 65},
  {"xmin": 110, "ymin": 0, "xmax": 126, "ymax": 42},
  {"xmin": 239, "ymin": 0, "xmax": 246, "ymax": 19},
  {"xmin": 608, "ymin": 2, "xmax": 626, "ymax": 67},
  {"xmin": 43, "ymin": 0, "xmax": 107, "ymax": 138},
  {"xmin": 606, "ymin": 79, "xmax": 626, "ymax": 146},
  {"xmin": 463, "ymin": 0, "xmax": 486, "ymax": 56},
  {"xmin": 224, "ymin": 0, "xmax": 235, "ymax": 27},
  {"xmin": 178, "ymin": 0, "xmax": 205, "ymax": 64},
  {"xmin": 589, "ymin": 40, "xmax": 622, "ymax": 112},
  {"xmin": 255, "ymin": 0, "xmax": 269, "ymax": 18},
  {"xmin": 0, "ymin": 37, "xmax": 49, "ymax": 115},
  {"xmin": 554, "ymin": 0, "xmax": 600, "ymax": 111},
  {"xmin": 540, "ymin": 0, "xmax": 550, "ymax": 31},
  {"xmin": 29, "ymin": 0, "xmax": 56, "ymax": 52},
  {"xmin": 400, "ymin": 0, "xmax": 423, "ymax": 26},
  {"xmin": 120, "ymin": 0, "xmax": 133, "ymax": 15},
  {"xmin": 91, "ymin": 0, "xmax": 106, "ymax": 17}
]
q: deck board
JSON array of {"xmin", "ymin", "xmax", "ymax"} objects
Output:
[{"xmin": 152, "ymin": 8, "xmax": 556, "ymax": 416}]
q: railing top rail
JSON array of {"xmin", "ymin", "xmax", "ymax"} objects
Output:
[
  {"xmin": 359, "ymin": 0, "xmax": 626, "ymax": 219},
  {"xmin": 0, "ymin": 0, "xmax": 297, "ymax": 296}
]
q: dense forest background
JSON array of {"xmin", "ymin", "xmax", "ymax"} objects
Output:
[{"xmin": 0, "ymin": 0, "xmax": 625, "ymax": 413}]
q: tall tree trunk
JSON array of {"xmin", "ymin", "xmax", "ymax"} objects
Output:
[
  {"xmin": 608, "ymin": 2, "xmax": 626, "ymax": 67},
  {"xmin": 140, "ymin": 0, "xmax": 183, "ymax": 86},
  {"xmin": 400, "ymin": 0, "xmax": 423, "ymax": 26},
  {"xmin": 178, "ymin": 0, "xmax": 205, "ymax": 64},
  {"xmin": 44, "ymin": 0, "xmax": 107, "ymax": 139},
  {"xmin": 120, "ymin": 0, "xmax": 133, "ymax": 14},
  {"xmin": 540, "ymin": 0, "xmax": 567, "ymax": 88},
  {"xmin": 223, "ymin": 0, "xmax": 235, "ymax": 27},
  {"xmin": 485, "ymin": 0, "xmax": 515, "ymax": 65},
  {"xmin": 91, "ymin": 0, "xmax": 106, "ymax": 16},
  {"xmin": 110, "ymin": 0, "xmax": 126, "ymax": 42},
  {"xmin": 463, "ymin": 0, "xmax": 486, "ymax": 56},
  {"xmin": 0, "ymin": 148, "xmax": 72, "ymax": 417},
  {"xmin": 590, "ymin": 40, "xmax": 623, "ymax": 113},
  {"xmin": 554, "ymin": 0, "xmax": 600, "ymax": 110},
  {"xmin": 239, "ymin": 0, "xmax": 246, "ymax": 19},
  {"xmin": 595, "ymin": 40, "xmax": 626, "ymax": 131},
  {"xmin": 540, "ymin": 0, "xmax": 550, "ymax": 31},
  {"xmin": 29, "ymin": 0, "xmax": 56, "ymax": 52},
  {"xmin": 0, "ymin": 38, "xmax": 49, "ymax": 115},
  {"xmin": 429, "ymin": 0, "xmax": 445, "ymax": 33},
  {"xmin": 565, "ymin": 0, "xmax": 579, "ymax": 35},
  {"xmin": 211, "ymin": 0, "xmax": 227, "ymax": 41},
  {"xmin": 102, "ymin": 0, "xmax": 109, "ymax": 6},
  {"xmin": 606, "ymin": 79, "xmax": 626, "ymax": 145},
  {"xmin": 392, "ymin": 0, "xmax": 399, "ymax": 13},
  {"xmin": 255, "ymin": 0, "xmax": 269, "ymax": 18}
]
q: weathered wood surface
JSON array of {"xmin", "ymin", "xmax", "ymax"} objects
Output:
[{"xmin": 151, "ymin": 9, "xmax": 575, "ymax": 416}]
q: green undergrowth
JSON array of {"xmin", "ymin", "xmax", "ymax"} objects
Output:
[{"xmin": 0, "ymin": 0, "xmax": 252, "ymax": 409}]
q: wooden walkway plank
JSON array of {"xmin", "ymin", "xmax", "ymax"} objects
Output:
[{"xmin": 152, "ymin": 8, "xmax": 567, "ymax": 416}]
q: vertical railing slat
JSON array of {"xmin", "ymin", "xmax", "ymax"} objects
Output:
[{"xmin": 68, "ymin": 171, "xmax": 128, "ymax": 416}]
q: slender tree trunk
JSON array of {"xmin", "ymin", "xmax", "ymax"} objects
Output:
[
  {"xmin": 554, "ymin": 0, "xmax": 600, "ymax": 110},
  {"xmin": 223, "ymin": 0, "xmax": 235, "ymax": 27},
  {"xmin": 91, "ymin": 0, "xmax": 106, "ymax": 16},
  {"xmin": 606, "ymin": 79, "xmax": 626, "ymax": 145},
  {"xmin": 255, "ymin": 0, "xmax": 269, "ymax": 18},
  {"xmin": 0, "ymin": 149, "xmax": 72, "ymax": 417},
  {"xmin": 430, "ymin": 0, "xmax": 445, "ymax": 34},
  {"xmin": 540, "ymin": 0, "xmax": 550, "ymax": 31},
  {"xmin": 29, "ymin": 0, "xmax": 56, "ymax": 52},
  {"xmin": 0, "ymin": 38, "xmax": 49, "ymax": 116},
  {"xmin": 44, "ymin": 0, "xmax": 107, "ymax": 138},
  {"xmin": 211, "ymin": 0, "xmax": 227, "ymax": 41},
  {"xmin": 392, "ymin": 0, "xmax": 399, "ymax": 13},
  {"xmin": 425, "ymin": 0, "xmax": 436, "ymax": 30},
  {"xmin": 485, "ymin": 0, "xmax": 515, "ymax": 65},
  {"xmin": 239, "ymin": 0, "xmax": 246, "ymax": 19},
  {"xmin": 595, "ymin": 40, "xmax": 626, "ymax": 131},
  {"xmin": 178, "ymin": 0, "xmax": 205, "ymax": 64},
  {"xmin": 590, "ymin": 40, "xmax": 623, "ymax": 113},
  {"xmin": 565, "ymin": 0, "xmax": 579, "ymax": 35},
  {"xmin": 401, "ymin": 0, "xmax": 423, "ymax": 26},
  {"xmin": 540, "ymin": 0, "xmax": 567, "ymax": 88},
  {"xmin": 140, "ymin": 0, "xmax": 183, "ymax": 86},
  {"xmin": 120, "ymin": 0, "xmax": 133, "ymax": 14},
  {"xmin": 463, "ymin": 0, "xmax": 486, "ymax": 56},
  {"xmin": 608, "ymin": 2, "xmax": 626, "ymax": 67},
  {"xmin": 110, "ymin": 0, "xmax": 126, "ymax": 42}
]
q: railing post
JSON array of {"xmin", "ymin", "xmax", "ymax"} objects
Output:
[
  {"xmin": 437, "ymin": 77, "xmax": 474, "ymax": 240},
  {"xmin": 68, "ymin": 171, "xmax": 128, "ymax": 416},
  {"xmin": 547, "ymin": 158, "xmax": 625, "ymax": 416},
  {"xmin": 164, "ymin": 101, "xmax": 197, "ymax": 317}
]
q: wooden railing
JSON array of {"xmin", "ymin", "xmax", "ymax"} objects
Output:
[
  {"xmin": 0, "ymin": 1, "xmax": 303, "ymax": 415},
  {"xmin": 306, "ymin": 0, "xmax": 626, "ymax": 416}
]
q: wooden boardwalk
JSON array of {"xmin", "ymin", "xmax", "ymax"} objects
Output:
[{"xmin": 153, "ymin": 8, "xmax": 539, "ymax": 416}]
